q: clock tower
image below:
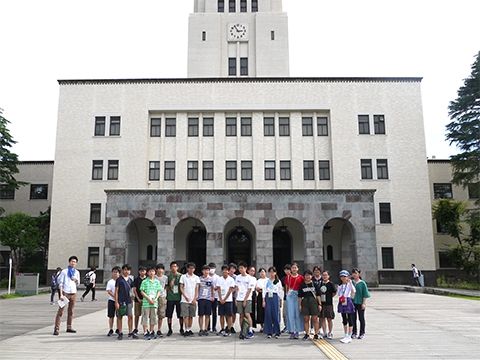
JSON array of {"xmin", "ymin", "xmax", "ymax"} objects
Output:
[{"xmin": 187, "ymin": 0, "xmax": 289, "ymax": 78}]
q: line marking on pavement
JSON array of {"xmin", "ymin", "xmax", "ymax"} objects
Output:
[{"xmin": 310, "ymin": 336, "xmax": 349, "ymax": 360}]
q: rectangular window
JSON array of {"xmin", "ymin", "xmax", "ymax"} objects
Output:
[
  {"xmin": 165, "ymin": 118, "xmax": 176, "ymax": 137},
  {"xmin": 226, "ymin": 117, "xmax": 237, "ymax": 136},
  {"xmin": 361, "ymin": 159, "xmax": 373, "ymax": 179},
  {"xmin": 94, "ymin": 116, "xmax": 105, "ymax": 136},
  {"xmin": 303, "ymin": 161, "xmax": 314, "ymax": 180},
  {"xmin": 240, "ymin": 0, "xmax": 246, "ymax": 12},
  {"xmin": 150, "ymin": 118, "xmax": 161, "ymax": 137},
  {"xmin": 187, "ymin": 161, "xmax": 199, "ymax": 180},
  {"xmin": 374, "ymin": 115, "xmax": 386, "ymax": 134},
  {"xmin": 164, "ymin": 161, "xmax": 175, "ymax": 181},
  {"xmin": 439, "ymin": 252, "xmax": 454, "ymax": 268},
  {"xmin": 30, "ymin": 184, "xmax": 48, "ymax": 200},
  {"xmin": 264, "ymin": 117, "xmax": 275, "ymax": 136},
  {"xmin": 226, "ymin": 161, "xmax": 237, "ymax": 180},
  {"xmin": 229, "ymin": 0, "xmax": 236, "ymax": 12},
  {"xmin": 436, "ymin": 220, "xmax": 447, "ymax": 234},
  {"xmin": 433, "ymin": 183, "xmax": 453, "ymax": 198},
  {"xmin": 218, "ymin": 0, "xmax": 224, "ymax": 12},
  {"xmin": 241, "ymin": 117, "xmax": 252, "ymax": 136},
  {"xmin": 88, "ymin": 247, "xmax": 100, "ymax": 268},
  {"xmin": 358, "ymin": 115, "xmax": 370, "ymax": 134},
  {"xmin": 0, "ymin": 185, "xmax": 14, "ymax": 199},
  {"xmin": 92, "ymin": 160, "xmax": 103, "ymax": 180},
  {"xmin": 203, "ymin": 161, "xmax": 214, "ymax": 181},
  {"xmin": 280, "ymin": 161, "xmax": 291, "ymax": 180},
  {"xmin": 379, "ymin": 203, "xmax": 392, "ymax": 224},
  {"xmin": 376, "ymin": 159, "xmax": 389, "ymax": 179},
  {"xmin": 107, "ymin": 160, "xmax": 119, "ymax": 180},
  {"xmin": 252, "ymin": 0, "xmax": 258, "ymax": 12},
  {"xmin": 381, "ymin": 247, "xmax": 394, "ymax": 269},
  {"xmin": 271, "ymin": 31, "xmax": 275, "ymax": 40},
  {"xmin": 317, "ymin": 117, "xmax": 328, "ymax": 136},
  {"xmin": 240, "ymin": 58, "xmax": 248, "ymax": 76},
  {"xmin": 319, "ymin": 160, "xmax": 330, "ymax": 180},
  {"xmin": 202, "ymin": 31, "xmax": 206, "ymax": 41},
  {"xmin": 279, "ymin": 117, "xmax": 290, "ymax": 136},
  {"xmin": 228, "ymin": 58, "xmax": 236, "ymax": 76},
  {"xmin": 203, "ymin": 117, "xmax": 214, "ymax": 136},
  {"xmin": 241, "ymin": 161, "xmax": 252, "ymax": 180},
  {"xmin": 188, "ymin": 118, "xmax": 199, "ymax": 137},
  {"xmin": 468, "ymin": 183, "xmax": 479, "ymax": 199},
  {"xmin": 109, "ymin": 116, "xmax": 121, "ymax": 136},
  {"xmin": 302, "ymin": 117, "xmax": 313, "ymax": 136},
  {"xmin": 265, "ymin": 161, "xmax": 276, "ymax": 180},
  {"xmin": 90, "ymin": 203, "xmax": 101, "ymax": 224},
  {"xmin": 149, "ymin": 161, "xmax": 160, "ymax": 181}
]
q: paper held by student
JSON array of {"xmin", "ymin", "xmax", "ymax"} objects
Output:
[{"xmin": 57, "ymin": 296, "xmax": 70, "ymax": 308}]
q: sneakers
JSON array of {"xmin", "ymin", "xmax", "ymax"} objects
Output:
[
  {"xmin": 230, "ymin": 327, "xmax": 236, "ymax": 334},
  {"xmin": 302, "ymin": 334, "xmax": 310, "ymax": 341},
  {"xmin": 223, "ymin": 330, "xmax": 231, "ymax": 337},
  {"xmin": 115, "ymin": 329, "xmax": 120, "ymax": 336},
  {"xmin": 274, "ymin": 334, "xmax": 280, "ymax": 339},
  {"xmin": 358, "ymin": 334, "xmax": 365, "ymax": 339},
  {"xmin": 340, "ymin": 335, "xmax": 352, "ymax": 343},
  {"xmin": 179, "ymin": 328, "xmax": 185, "ymax": 336},
  {"xmin": 53, "ymin": 329, "xmax": 59, "ymax": 336},
  {"xmin": 313, "ymin": 334, "xmax": 319, "ymax": 341},
  {"xmin": 150, "ymin": 332, "xmax": 157, "ymax": 340},
  {"xmin": 128, "ymin": 332, "xmax": 138, "ymax": 339},
  {"xmin": 218, "ymin": 328, "xmax": 226, "ymax": 336},
  {"xmin": 157, "ymin": 330, "xmax": 163, "ymax": 338},
  {"xmin": 133, "ymin": 328, "xmax": 138, "ymax": 334},
  {"xmin": 211, "ymin": 327, "xmax": 217, "ymax": 333},
  {"xmin": 107, "ymin": 329, "xmax": 114, "ymax": 337},
  {"xmin": 289, "ymin": 332, "xmax": 295, "ymax": 339},
  {"xmin": 92, "ymin": 299, "xmax": 97, "ymax": 301},
  {"xmin": 50, "ymin": 301, "xmax": 54, "ymax": 305},
  {"xmin": 246, "ymin": 332, "xmax": 254, "ymax": 339},
  {"xmin": 293, "ymin": 332, "xmax": 299, "ymax": 339},
  {"xmin": 184, "ymin": 330, "xmax": 194, "ymax": 337},
  {"xmin": 66, "ymin": 329, "xmax": 77, "ymax": 333},
  {"xmin": 118, "ymin": 333, "xmax": 123, "ymax": 340},
  {"xmin": 80, "ymin": 297, "xmax": 84, "ymax": 302},
  {"xmin": 281, "ymin": 326, "xmax": 288, "ymax": 333},
  {"xmin": 327, "ymin": 332, "xmax": 333, "ymax": 340},
  {"xmin": 203, "ymin": 330, "xmax": 209, "ymax": 336},
  {"xmin": 167, "ymin": 329, "xmax": 173, "ymax": 337},
  {"xmin": 267, "ymin": 334, "xmax": 272, "ymax": 339},
  {"xmin": 143, "ymin": 332, "xmax": 151, "ymax": 340},
  {"xmin": 310, "ymin": 327, "xmax": 315, "ymax": 335},
  {"xmin": 199, "ymin": 330, "xmax": 204, "ymax": 336},
  {"xmin": 351, "ymin": 333, "xmax": 357, "ymax": 339}
]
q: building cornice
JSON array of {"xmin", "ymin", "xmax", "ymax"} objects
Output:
[
  {"xmin": 105, "ymin": 189, "xmax": 376, "ymax": 196},
  {"xmin": 18, "ymin": 161, "xmax": 54, "ymax": 165},
  {"xmin": 427, "ymin": 159, "xmax": 451, "ymax": 163},
  {"xmin": 59, "ymin": 77, "xmax": 422, "ymax": 86}
]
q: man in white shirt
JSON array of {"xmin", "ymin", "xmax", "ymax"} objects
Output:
[
  {"xmin": 179, "ymin": 262, "xmax": 200, "ymax": 337},
  {"xmin": 235, "ymin": 261, "xmax": 255, "ymax": 339},
  {"xmin": 53, "ymin": 255, "xmax": 80, "ymax": 335}
]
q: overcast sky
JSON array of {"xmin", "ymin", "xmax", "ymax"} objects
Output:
[{"xmin": 1, "ymin": 0, "xmax": 478, "ymax": 161}]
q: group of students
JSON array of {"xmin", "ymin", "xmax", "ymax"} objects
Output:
[{"xmin": 105, "ymin": 260, "xmax": 370, "ymax": 343}]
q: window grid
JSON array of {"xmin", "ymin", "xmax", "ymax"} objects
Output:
[
  {"xmin": 0, "ymin": 185, "xmax": 14, "ymax": 199},
  {"xmin": 379, "ymin": 203, "xmax": 392, "ymax": 224},
  {"xmin": 150, "ymin": 118, "xmax": 161, "ymax": 137},
  {"xmin": 381, "ymin": 247, "xmax": 394, "ymax": 269},
  {"xmin": 317, "ymin": 117, "xmax": 328, "ymax": 136},
  {"xmin": 109, "ymin": 116, "xmax": 121, "ymax": 136},
  {"xmin": 92, "ymin": 160, "xmax": 103, "ymax": 180},
  {"xmin": 165, "ymin": 118, "xmax": 176, "ymax": 137},
  {"xmin": 280, "ymin": 161, "xmax": 291, "ymax": 180},
  {"xmin": 265, "ymin": 161, "xmax": 276, "ymax": 180},
  {"xmin": 376, "ymin": 159, "xmax": 389, "ymax": 179},
  {"xmin": 107, "ymin": 160, "xmax": 119, "ymax": 180},
  {"xmin": 241, "ymin": 117, "xmax": 252, "ymax": 136},
  {"xmin": 264, "ymin": 117, "xmax": 275, "ymax": 136},
  {"xmin": 240, "ymin": 0, "xmax": 246, "ymax": 12},
  {"xmin": 271, "ymin": 31, "xmax": 275, "ymax": 40},
  {"xmin": 94, "ymin": 116, "xmax": 105, "ymax": 136},
  {"xmin": 203, "ymin": 117, "xmax": 214, "ymax": 136},
  {"xmin": 203, "ymin": 161, "xmax": 214, "ymax": 181},
  {"xmin": 361, "ymin": 159, "xmax": 373, "ymax": 179},
  {"xmin": 302, "ymin": 117, "xmax": 313, "ymax": 136},
  {"xmin": 433, "ymin": 183, "xmax": 453, "ymax": 199},
  {"xmin": 303, "ymin": 161, "xmax": 314, "ymax": 180},
  {"xmin": 226, "ymin": 117, "xmax": 237, "ymax": 136},
  {"xmin": 229, "ymin": 0, "xmax": 236, "ymax": 12},
  {"xmin": 241, "ymin": 161, "xmax": 252, "ymax": 180},
  {"xmin": 88, "ymin": 247, "xmax": 100, "ymax": 268},
  {"xmin": 226, "ymin": 161, "xmax": 237, "ymax": 180},
  {"xmin": 252, "ymin": 0, "xmax": 258, "ymax": 12},
  {"xmin": 90, "ymin": 203, "xmax": 101, "ymax": 224},
  {"xmin": 187, "ymin": 161, "xmax": 199, "ymax": 180},
  {"xmin": 240, "ymin": 58, "xmax": 248, "ymax": 76},
  {"xmin": 30, "ymin": 184, "xmax": 48, "ymax": 200},
  {"xmin": 188, "ymin": 118, "xmax": 199, "ymax": 137},
  {"xmin": 164, "ymin": 161, "xmax": 175, "ymax": 181},
  {"xmin": 202, "ymin": 31, "xmax": 206, "ymax": 41},
  {"xmin": 149, "ymin": 161, "xmax": 160, "ymax": 181},
  {"xmin": 319, "ymin": 160, "xmax": 330, "ymax": 180},
  {"xmin": 229, "ymin": 58, "xmax": 236, "ymax": 76},
  {"xmin": 279, "ymin": 117, "xmax": 290, "ymax": 136},
  {"xmin": 218, "ymin": 0, "xmax": 224, "ymax": 12},
  {"xmin": 374, "ymin": 115, "xmax": 386, "ymax": 134},
  {"xmin": 358, "ymin": 115, "xmax": 370, "ymax": 134}
]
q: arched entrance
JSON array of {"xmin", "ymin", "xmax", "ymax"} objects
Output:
[
  {"xmin": 273, "ymin": 218, "xmax": 305, "ymax": 272},
  {"xmin": 174, "ymin": 218, "xmax": 206, "ymax": 273},
  {"xmin": 126, "ymin": 218, "xmax": 157, "ymax": 273},
  {"xmin": 323, "ymin": 218, "xmax": 355, "ymax": 282},
  {"xmin": 187, "ymin": 228, "xmax": 207, "ymax": 275},
  {"xmin": 224, "ymin": 218, "xmax": 255, "ymax": 267},
  {"xmin": 273, "ymin": 228, "xmax": 291, "ymax": 274}
]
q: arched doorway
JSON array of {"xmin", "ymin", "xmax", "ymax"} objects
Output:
[
  {"xmin": 126, "ymin": 218, "xmax": 157, "ymax": 273},
  {"xmin": 224, "ymin": 218, "xmax": 256, "ymax": 267},
  {"xmin": 323, "ymin": 218, "xmax": 355, "ymax": 282},
  {"xmin": 273, "ymin": 228, "xmax": 291, "ymax": 274},
  {"xmin": 273, "ymin": 218, "xmax": 305, "ymax": 272},
  {"xmin": 187, "ymin": 228, "xmax": 207, "ymax": 275}
]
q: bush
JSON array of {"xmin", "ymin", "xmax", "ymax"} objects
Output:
[
  {"xmin": 0, "ymin": 278, "xmax": 15, "ymax": 288},
  {"xmin": 436, "ymin": 275, "xmax": 480, "ymax": 290}
]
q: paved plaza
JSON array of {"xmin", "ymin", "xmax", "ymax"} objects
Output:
[{"xmin": 0, "ymin": 288, "xmax": 479, "ymax": 359}]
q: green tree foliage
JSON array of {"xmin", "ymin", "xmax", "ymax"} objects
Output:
[
  {"xmin": 433, "ymin": 199, "xmax": 480, "ymax": 280},
  {"xmin": 0, "ymin": 108, "xmax": 27, "ymax": 215},
  {"xmin": 0, "ymin": 212, "xmax": 42, "ymax": 274},
  {"xmin": 446, "ymin": 51, "xmax": 480, "ymax": 206}
]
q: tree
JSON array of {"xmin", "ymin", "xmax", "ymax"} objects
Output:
[
  {"xmin": 446, "ymin": 51, "xmax": 480, "ymax": 205},
  {"xmin": 432, "ymin": 199, "xmax": 480, "ymax": 281},
  {"xmin": 0, "ymin": 212, "xmax": 42, "ymax": 274},
  {"xmin": 0, "ymin": 108, "xmax": 27, "ymax": 215}
]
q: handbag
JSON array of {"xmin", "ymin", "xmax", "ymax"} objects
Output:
[{"xmin": 118, "ymin": 304, "xmax": 127, "ymax": 317}]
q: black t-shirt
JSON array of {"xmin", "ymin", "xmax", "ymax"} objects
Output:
[
  {"xmin": 318, "ymin": 281, "xmax": 336, "ymax": 306},
  {"xmin": 298, "ymin": 281, "xmax": 321, "ymax": 299},
  {"xmin": 132, "ymin": 276, "xmax": 146, "ymax": 302},
  {"xmin": 115, "ymin": 276, "xmax": 133, "ymax": 304}
]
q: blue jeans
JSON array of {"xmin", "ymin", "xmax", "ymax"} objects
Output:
[
  {"xmin": 286, "ymin": 290, "xmax": 302, "ymax": 333},
  {"xmin": 264, "ymin": 293, "xmax": 280, "ymax": 335}
]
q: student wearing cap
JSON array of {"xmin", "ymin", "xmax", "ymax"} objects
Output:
[{"xmin": 337, "ymin": 270, "xmax": 356, "ymax": 344}]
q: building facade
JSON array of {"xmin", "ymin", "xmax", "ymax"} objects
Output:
[{"xmin": 47, "ymin": 0, "xmax": 436, "ymax": 284}]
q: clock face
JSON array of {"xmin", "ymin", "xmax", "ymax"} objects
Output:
[{"xmin": 229, "ymin": 23, "xmax": 247, "ymax": 40}]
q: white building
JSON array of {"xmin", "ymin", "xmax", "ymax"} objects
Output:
[{"xmin": 48, "ymin": 0, "xmax": 435, "ymax": 285}]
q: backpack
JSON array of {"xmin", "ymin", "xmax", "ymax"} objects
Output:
[
  {"xmin": 51, "ymin": 273, "xmax": 59, "ymax": 290},
  {"xmin": 239, "ymin": 316, "xmax": 250, "ymax": 340},
  {"xmin": 83, "ymin": 271, "xmax": 92, "ymax": 286}
]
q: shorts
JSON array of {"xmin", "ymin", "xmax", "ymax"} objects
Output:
[
  {"xmin": 218, "ymin": 302, "xmax": 233, "ymax": 317},
  {"xmin": 157, "ymin": 297, "xmax": 166, "ymax": 319},
  {"xmin": 166, "ymin": 300, "xmax": 182, "ymax": 319},
  {"xmin": 142, "ymin": 307, "xmax": 157, "ymax": 326},
  {"xmin": 320, "ymin": 304, "xmax": 335, "ymax": 319},
  {"xmin": 232, "ymin": 301, "xmax": 238, "ymax": 314},
  {"xmin": 236, "ymin": 299, "xmax": 252, "ymax": 314},
  {"xmin": 134, "ymin": 301, "xmax": 142, "ymax": 317},
  {"xmin": 116, "ymin": 303, "xmax": 133, "ymax": 317},
  {"xmin": 181, "ymin": 302, "xmax": 197, "ymax": 318},
  {"xmin": 107, "ymin": 300, "xmax": 116, "ymax": 318},
  {"xmin": 198, "ymin": 299, "xmax": 212, "ymax": 316},
  {"xmin": 301, "ymin": 297, "xmax": 320, "ymax": 316}
]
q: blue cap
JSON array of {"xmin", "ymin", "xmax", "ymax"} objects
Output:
[{"xmin": 339, "ymin": 270, "xmax": 350, "ymax": 277}]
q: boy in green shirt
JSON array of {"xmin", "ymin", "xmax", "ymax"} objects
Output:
[{"xmin": 140, "ymin": 266, "xmax": 162, "ymax": 340}]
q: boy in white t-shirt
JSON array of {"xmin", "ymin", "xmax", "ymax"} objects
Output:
[
  {"xmin": 216, "ymin": 265, "xmax": 235, "ymax": 336},
  {"xmin": 235, "ymin": 261, "xmax": 255, "ymax": 339},
  {"xmin": 106, "ymin": 266, "xmax": 121, "ymax": 337},
  {"xmin": 179, "ymin": 262, "xmax": 200, "ymax": 337}
]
